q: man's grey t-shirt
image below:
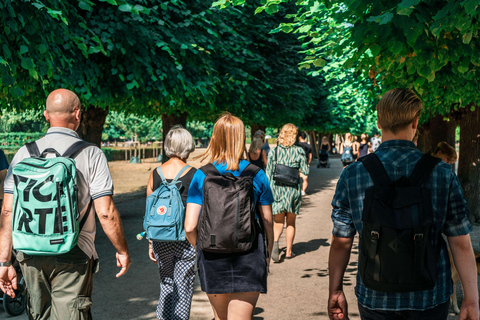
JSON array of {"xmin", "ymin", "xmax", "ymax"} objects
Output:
[{"xmin": 4, "ymin": 127, "xmax": 114, "ymax": 259}]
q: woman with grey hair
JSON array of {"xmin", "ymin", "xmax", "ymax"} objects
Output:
[
  {"xmin": 247, "ymin": 137, "xmax": 267, "ymax": 169},
  {"xmin": 145, "ymin": 125, "xmax": 197, "ymax": 320}
]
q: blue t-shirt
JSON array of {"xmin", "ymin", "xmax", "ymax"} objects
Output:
[{"xmin": 187, "ymin": 160, "xmax": 274, "ymax": 207}]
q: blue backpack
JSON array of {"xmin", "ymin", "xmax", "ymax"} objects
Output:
[
  {"xmin": 342, "ymin": 144, "xmax": 354, "ymax": 162},
  {"xmin": 143, "ymin": 165, "xmax": 189, "ymax": 241}
]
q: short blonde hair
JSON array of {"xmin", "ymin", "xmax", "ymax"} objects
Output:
[
  {"xmin": 377, "ymin": 88, "xmax": 422, "ymax": 134},
  {"xmin": 249, "ymin": 137, "xmax": 263, "ymax": 153},
  {"xmin": 196, "ymin": 113, "xmax": 245, "ymax": 171},
  {"xmin": 278, "ymin": 123, "xmax": 297, "ymax": 147},
  {"xmin": 164, "ymin": 125, "xmax": 196, "ymax": 159}
]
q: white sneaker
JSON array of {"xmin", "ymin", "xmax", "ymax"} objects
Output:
[{"xmin": 301, "ymin": 191, "xmax": 306, "ymax": 196}]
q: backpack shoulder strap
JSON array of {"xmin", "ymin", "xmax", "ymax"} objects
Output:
[
  {"xmin": 25, "ymin": 142, "xmax": 41, "ymax": 157},
  {"xmin": 408, "ymin": 154, "xmax": 441, "ymax": 186},
  {"xmin": 172, "ymin": 165, "xmax": 190, "ymax": 184},
  {"xmin": 199, "ymin": 163, "xmax": 220, "ymax": 176},
  {"xmin": 157, "ymin": 166, "xmax": 167, "ymax": 184},
  {"xmin": 62, "ymin": 140, "xmax": 96, "ymax": 159},
  {"xmin": 357, "ymin": 153, "xmax": 391, "ymax": 186},
  {"xmin": 240, "ymin": 163, "xmax": 261, "ymax": 178}
]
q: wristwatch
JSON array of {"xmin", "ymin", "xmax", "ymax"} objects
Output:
[{"xmin": 0, "ymin": 261, "xmax": 12, "ymax": 267}]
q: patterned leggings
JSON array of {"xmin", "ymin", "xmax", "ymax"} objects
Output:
[{"xmin": 152, "ymin": 240, "xmax": 196, "ymax": 320}]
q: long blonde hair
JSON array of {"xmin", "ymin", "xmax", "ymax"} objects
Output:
[
  {"xmin": 278, "ymin": 123, "xmax": 297, "ymax": 147},
  {"xmin": 196, "ymin": 113, "xmax": 245, "ymax": 171}
]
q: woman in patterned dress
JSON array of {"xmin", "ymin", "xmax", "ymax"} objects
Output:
[
  {"xmin": 145, "ymin": 125, "xmax": 197, "ymax": 320},
  {"xmin": 266, "ymin": 123, "xmax": 309, "ymax": 262}
]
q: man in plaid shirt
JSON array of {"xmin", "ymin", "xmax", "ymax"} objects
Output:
[{"xmin": 328, "ymin": 88, "xmax": 479, "ymax": 320}]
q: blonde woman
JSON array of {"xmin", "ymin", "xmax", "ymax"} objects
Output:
[
  {"xmin": 247, "ymin": 137, "xmax": 268, "ymax": 169},
  {"xmin": 184, "ymin": 114, "xmax": 274, "ymax": 320},
  {"xmin": 266, "ymin": 123, "xmax": 309, "ymax": 262}
]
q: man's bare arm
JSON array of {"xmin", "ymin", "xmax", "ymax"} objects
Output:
[
  {"xmin": 0, "ymin": 193, "xmax": 17, "ymax": 297},
  {"xmin": 448, "ymin": 234, "xmax": 479, "ymax": 320},
  {"xmin": 94, "ymin": 195, "xmax": 131, "ymax": 277},
  {"xmin": 328, "ymin": 236, "xmax": 354, "ymax": 320}
]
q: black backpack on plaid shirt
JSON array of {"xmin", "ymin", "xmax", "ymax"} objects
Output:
[{"xmin": 358, "ymin": 153, "xmax": 442, "ymax": 292}]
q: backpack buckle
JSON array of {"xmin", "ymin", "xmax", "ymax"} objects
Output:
[
  {"xmin": 414, "ymin": 233, "xmax": 423, "ymax": 241},
  {"xmin": 371, "ymin": 231, "xmax": 379, "ymax": 240}
]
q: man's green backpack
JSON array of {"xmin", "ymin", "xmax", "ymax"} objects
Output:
[{"xmin": 12, "ymin": 140, "xmax": 94, "ymax": 255}]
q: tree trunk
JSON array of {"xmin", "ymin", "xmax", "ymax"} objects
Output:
[
  {"xmin": 77, "ymin": 106, "xmax": 109, "ymax": 147},
  {"xmin": 458, "ymin": 107, "xmax": 480, "ymax": 224},
  {"xmin": 308, "ymin": 131, "xmax": 319, "ymax": 158},
  {"xmin": 417, "ymin": 115, "xmax": 456, "ymax": 154},
  {"xmin": 250, "ymin": 124, "xmax": 266, "ymax": 139},
  {"xmin": 161, "ymin": 112, "xmax": 188, "ymax": 163}
]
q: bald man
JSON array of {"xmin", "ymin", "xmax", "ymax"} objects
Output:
[{"xmin": 0, "ymin": 89, "xmax": 131, "ymax": 320}]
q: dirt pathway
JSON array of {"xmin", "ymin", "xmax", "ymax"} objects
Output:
[{"xmin": 2, "ymin": 153, "xmax": 470, "ymax": 319}]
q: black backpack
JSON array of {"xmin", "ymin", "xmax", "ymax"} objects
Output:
[
  {"xmin": 197, "ymin": 163, "xmax": 260, "ymax": 253},
  {"xmin": 358, "ymin": 153, "xmax": 442, "ymax": 292}
]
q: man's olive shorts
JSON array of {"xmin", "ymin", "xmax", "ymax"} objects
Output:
[{"xmin": 17, "ymin": 246, "xmax": 98, "ymax": 320}]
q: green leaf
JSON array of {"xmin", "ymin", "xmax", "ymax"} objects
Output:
[
  {"xmin": 463, "ymin": 32, "xmax": 473, "ymax": 44},
  {"xmin": 31, "ymin": 3, "xmax": 45, "ymax": 10},
  {"xmin": 254, "ymin": 7, "xmax": 264, "ymax": 14},
  {"xmin": 313, "ymin": 58, "xmax": 326, "ymax": 67},
  {"xmin": 99, "ymin": 0, "xmax": 118, "ymax": 4},
  {"xmin": 2, "ymin": 45, "xmax": 11, "ymax": 59},
  {"xmin": 9, "ymin": 86, "xmax": 25, "ymax": 98},
  {"xmin": 413, "ymin": 76, "xmax": 425, "ymax": 87},
  {"xmin": 265, "ymin": 5, "xmax": 279, "ymax": 15},
  {"xmin": 1, "ymin": 73, "xmax": 15, "ymax": 86},
  {"xmin": 390, "ymin": 41, "xmax": 403, "ymax": 54},
  {"xmin": 398, "ymin": 0, "xmax": 420, "ymax": 8},
  {"xmin": 118, "ymin": 4, "xmax": 132, "ymax": 12},
  {"xmin": 21, "ymin": 58, "xmax": 35, "ymax": 69},
  {"xmin": 397, "ymin": 7, "xmax": 414, "ymax": 16},
  {"xmin": 458, "ymin": 65, "xmax": 469, "ymax": 73},
  {"xmin": 78, "ymin": 1, "xmax": 92, "ymax": 11},
  {"xmin": 426, "ymin": 72, "xmax": 435, "ymax": 82},
  {"xmin": 19, "ymin": 45, "xmax": 28, "ymax": 55},
  {"xmin": 367, "ymin": 12, "xmax": 394, "ymax": 25},
  {"xmin": 29, "ymin": 68, "xmax": 39, "ymax": 80},
  {"xmin": 464, "ymin": 0, "xmax": 480, "ymax": 15},
  {"xmin": 370, "ymin": 44, "xmax": 381, "ymax": 56}
]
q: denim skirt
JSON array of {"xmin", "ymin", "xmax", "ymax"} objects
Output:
[{"xmin": 197, "ymin": 232, "xmax": 267, "ymax": 294}]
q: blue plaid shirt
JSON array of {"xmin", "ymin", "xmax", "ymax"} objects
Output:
[{"xmin": 331, "ymin": 140, "xmax": 473, "ymax": 311}]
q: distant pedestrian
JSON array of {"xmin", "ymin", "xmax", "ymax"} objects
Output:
[
  {"xmin": 185, "ymin": 114, "xmax": 274, "ymax": 320},
  {"xmin": 145, "ymin": 125, "xmax": 197, "ymax": 320},
  {"xmin": 432, "ymin": 141, "xmax": 457, "ymax": 165},
  {"xmin": 352, "ymin": 135, "xmax": 360, "ymax": 160},
  {"xmin": 339, "ymin": 133, "xmax": 354, "ymax": 167},
  {"xmin": 370, "ymin": 132, "xmax": 381, "ymax": 152},
  {"xmin": 266, "ymin": 124, "xmax": 309, "ymax": 262},
  {"xmin": 328, "ymin": 88, "xmax": 478, "ymax": 320},
  {"xmin": 295, "ymin": 131, "xmax": 313, "ymax": 196},
  {"xmin": 247, "ymin": 137, "xmax": 267, "ymax": 169},
  {"xmin": 254, "ymin": 129, "xmax": 271, "ymax": 156},
  {"xmin": 357, "ymin": 133, "xmax": 370, "ymax": 159}
]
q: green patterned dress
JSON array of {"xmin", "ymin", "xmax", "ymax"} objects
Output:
[{"xmin": 266, "ymin": 144, "xmax": 310, "ymax": 215}]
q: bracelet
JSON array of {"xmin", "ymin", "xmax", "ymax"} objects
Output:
[{"xmin": 0, "ymin": 261, "xmax": 12, "ymax": 267}]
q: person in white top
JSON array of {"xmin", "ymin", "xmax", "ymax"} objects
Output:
[{"xmin": 0, "ymin": 89, "xmax": 130, "ymax": 319}]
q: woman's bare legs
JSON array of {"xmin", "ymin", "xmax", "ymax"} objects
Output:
[
  {"xmin": 207, "ymin": 292, "xmax": 260, "ymax": 320},
  {"xmin": 273, "ymin": 213, "xmax": 285, "ymax": 242},
  {"xmin": 285, "ymin": 212, "xmax": 296, "ymax": 257}
]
